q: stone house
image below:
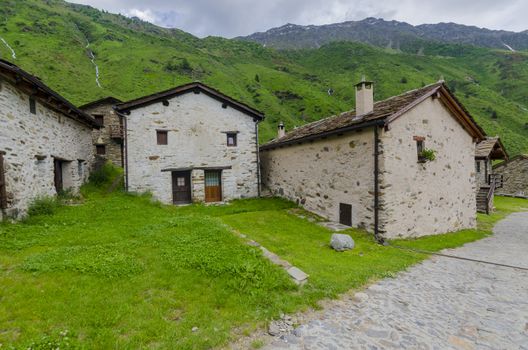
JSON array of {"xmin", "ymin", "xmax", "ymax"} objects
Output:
[
  {"xmin": 114, "ymin": 82, "xmax": 264, "ymax": 204},
  {"xmin": 260, "ymin": 79, "xmax": 488, "ymax": 240},
  {"xmin": 474, "ymin": 137, "xmax": 508, "ymax": 213},
  {"xmin": 79, "ymin": 97, "xmax": 124, "ymax": 167},
  {"xmin": 493, "ymin": 155, "xmax": 528, "ymax": 198},
  {"xmin": 0, "ymin": 59, "xmax": 98, "ymax": 219}
]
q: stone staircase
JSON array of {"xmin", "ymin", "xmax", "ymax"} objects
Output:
[{"xmin": 477, "ymin": 184, "xmax": 496, "ymax": 214}]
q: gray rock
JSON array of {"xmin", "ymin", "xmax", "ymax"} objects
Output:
[
  {"xmin": 269, "ymin": 323, "xmax": 281, "ymax": 336},
  {"xmin": 287, "ymin": 267, "xmax": 309, "ymax": 284},
  {"xmin": 330, "ymin": 233, "xmax": 355, "ymax": 251}
]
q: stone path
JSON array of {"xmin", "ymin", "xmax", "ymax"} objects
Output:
[{"xmin": 265, "ymin": 212, "xmax": 528, "ymax": 350}]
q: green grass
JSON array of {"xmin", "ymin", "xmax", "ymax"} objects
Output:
[{"xmin": 0, "ymin": 191, "xmax": 526, "ymax": 349}]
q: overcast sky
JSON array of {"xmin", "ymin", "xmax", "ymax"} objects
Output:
[{"xmin": 69, "ymin": 0, "xmax": 528, "ymax": 38}]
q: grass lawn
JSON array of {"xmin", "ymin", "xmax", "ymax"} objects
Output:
[{"xmin": 0, "ymin": 190, "xmax": 526, "ymax": 349}]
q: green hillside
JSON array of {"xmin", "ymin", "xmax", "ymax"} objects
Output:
[{"xmin": 1, "ymin": 0, "xmax": 527, "ymax": 154}]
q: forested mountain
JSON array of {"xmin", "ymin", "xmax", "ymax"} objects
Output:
[{"xmin": 1, "ymin": 1, "xmax": 527, "ymax": 154}]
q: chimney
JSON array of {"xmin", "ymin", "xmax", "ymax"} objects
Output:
[
  {"xmin": 355, "ymin": 76, "xmax": 374, "ymax": 117},
  {"xmin": 277, "ymin": 121, "xmax": 285, "ymax": 139}
]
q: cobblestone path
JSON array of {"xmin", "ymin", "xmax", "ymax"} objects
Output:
[{"xmin": 266, "ymin": 213, "xmax": 528, "ymax": 350}]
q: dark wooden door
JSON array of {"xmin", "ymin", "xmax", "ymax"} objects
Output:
[
  {"xmin": 204, "ymin": 170, "xmax": 222, "ymax": 202},
  {"xmin": 54, "ymin": 159, "xmax": 63, "ymax": 194},
  {"xmin": 172, "ymin": 171, "xmax": 191, "ymax": 204},
  {"xmin": 339, "ymin": 203, "xmax": 352, "ymax": 226},
  {"xmin": 0, "ymin": 153, "xmax": 7, "ymax": 209}
]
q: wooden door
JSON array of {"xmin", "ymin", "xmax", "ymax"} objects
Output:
[
  {"xmin": 0, "ymin": 153, "xmax": 7, "ymax": 209},
  {"xmin": 339, "ymin": 203, "xmax": 352, "ymax": 226},
  {"xmin": 54, "ymin": 159, "xmax": 63, "ymax": 194},
  {"xmin": 172, "ymin": 171, "xmax": 191, "ymax": 204},
  {"xmin": 204, "ymin": 170, "xmax": 222, "ymax": 202}
]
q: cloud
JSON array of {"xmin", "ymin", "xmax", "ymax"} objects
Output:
[{"xmin": 68, "ymin": 0, "xmax": 528, "ymax": 38}]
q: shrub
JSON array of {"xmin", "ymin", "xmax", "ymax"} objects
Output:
[
  {"xmin": 27, "ymin": 196, "xmax": 60, "ymax": 217},
  {"xmin": 400, "ymin": 77, "xmax": 408, "ymax": 84},
  {"xmin": 419, "ymin": 148, "xmax": 437, "ymax": 162},
  {"xmin": 88, "ymin": 161, "xmax": 123, "ymax": 187}
]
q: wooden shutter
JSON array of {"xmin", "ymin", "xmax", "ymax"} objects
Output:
[
  {"xmin": 157, "ymin": 130, "xmax": 168, "ymax": 145},
  {"xmin": 0, "ymin": 153, "xmax": 7, "ymax": 209}
]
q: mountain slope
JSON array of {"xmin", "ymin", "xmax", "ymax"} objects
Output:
[
  {"xmin": 0, "ymin": 1, "xmax": 527, "ymax": 154},
  {"xmin": 239, "ymin": 17, "xmax": 528, "ymax": 53}
]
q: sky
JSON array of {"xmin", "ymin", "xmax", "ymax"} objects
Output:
[{"xmin": 69, "ymin": 0, "xmax": 528, "ymax": 38}]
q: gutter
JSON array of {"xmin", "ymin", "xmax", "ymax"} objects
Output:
[
  {"xmin": 114, "ymin": 109, "xmax": 129, "ymax": 191},
  {"xmin": 260, "ymin": 119, "xmax": 385, "ymax": 151},
  {"xmin": 373, "ymin": 124, "xmax": 384, "ymax": 244},
  {"xmin": 255, "ymin": 119, "xmax": 261, "ymax": 197}
]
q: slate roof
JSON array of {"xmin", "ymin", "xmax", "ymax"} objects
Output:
[
  {"xmin": 0, "ymin": 59, "xmax": 99, "ymax": 128},
  {"xmin": 493, "ymin": 154, "xmax": 528, "ymax": 169},
  {"xmin": 115, "ymin": 82, "xmax": 264, "ymax": 120},
  {"xmin": 79, "ymin": 96, "xmax": 122, "ymax": 110},
  {"xmin": 261, "ymin": 82, "xmax": 485, "ymax": 150},
  {"xmin": 475, "ymin": 137, "xmax": 508, "ymax": 160}
]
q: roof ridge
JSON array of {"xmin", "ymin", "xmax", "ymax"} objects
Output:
[{"xmin": 269, "ymin": 81, "xmax": 443, "ymax": 143}]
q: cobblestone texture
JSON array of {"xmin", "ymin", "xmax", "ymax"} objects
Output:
[{"xmin": 265, "ymin": 213, "xmax": 528, "ymax": 350}]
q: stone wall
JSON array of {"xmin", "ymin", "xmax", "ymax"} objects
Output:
[
  {"xmin": 260, "ymin": 130, "xmax": 375, "ymax": 230},
  {"xmin": 125, "ymin": 91, "xmax": 259, "ymax": 204},
  {"xmin": 0, "ymin": 80, "xmax": 93, "ymax": 219},
  {"xmin": 494, "ymin": 156, "xmax": 528, "ymax": 197},
  {"xmin": 82, "ymin": 102, "xmax": 123, "ymax": 168},
  {"xmin": 380, "ymin": 97, "xmax": 477, "ymax": 238}
]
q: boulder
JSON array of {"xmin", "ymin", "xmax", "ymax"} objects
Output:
[{"xmin": 330, "ymin": 233, "xmax": 355, "ymax": 251}]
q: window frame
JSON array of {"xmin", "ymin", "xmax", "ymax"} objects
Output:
[
  {"xmin": 93, "ymin": 114, "xmax": 104, "ymax": 126},
  {"xmin": 96, "ymin": 144, "xmax": 106, "ymax": 155},
  {"xmin": 226, "ymin": 133, "xmax": 237, "ymax": 147},
  {"xmin": 414, "ymin": 136, "xmax": 426, "ymax": 163},
  {"xmin": 157, "ymin": 130, "xmax": 168, "ymax": 145},
  {"xmin": 29, "ymin": 96, "xmax": 36, "ymax": 114}
]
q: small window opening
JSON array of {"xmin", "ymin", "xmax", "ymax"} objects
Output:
[
  {"xmin": 29, "ymin": 97, "xmax": 36, "ymax": 114},
  {"xmin": 227, "ymin": 133, "xmax": 237, "ymax": 147},
  {"xmin": 157, "ymin": 130, "xmax": 168, "ymax": 145},
  {"xmin": 476, "ymin": 161, "xmax": 481, "ymax": 173},
  {"xmin": 414, "ymin": 136, "xmax": 425, "ymax": 162},
  {"xmin": 93, "ymin": 114, "xmax": 104, "ymax": 126},
  {"xmin": 96, "ymin": 144, "xmax": 106, "ymax": 155}
]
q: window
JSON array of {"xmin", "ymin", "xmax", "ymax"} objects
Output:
[
  {"xmin": 96, "ymin": 144, "xmax": 106, "ymax": 155},
  {"xmin": 227, "ymin": 133, "xmax": 237, "ymax": 147},
  {"xmin": 78, "ymin": 160, "xmax": 84, "ymax": 178},
  {"xmin": 414, "ymin": 136, "xmax": 425, "ymax": 162},
  {"xmin": 157, "ymin": 130, "xmax": 168, "ymax": 145},
  {"xmin": 476, "ymin": 161, "xmax": 481, "ymax": 173},
  {"xmin": 93, "ymin": 114, "xmax": 104, "ymax": 126},
  {"xmin": 29, "ymin": 97, "xmax": 36, "ymax": 114}
]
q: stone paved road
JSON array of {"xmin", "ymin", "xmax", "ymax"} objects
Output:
[{"xmin": 265, "ymin": 213, "xmax": 528, "ymax": 350}]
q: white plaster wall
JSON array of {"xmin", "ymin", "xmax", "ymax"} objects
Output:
[
  {"xmin": 0, "ymin": 81, "xmax": 94, "ymax": 219},
  {"xmin": 260, "ymin": 130, "xmax": 375, "ymax": 230},
  {"xmin": 380, "ymin": 97, "xmax": 477, "ymax": 238},
  {"xmin": 125, "ymin": 91, "xmax": 259, "ymax": 204}
]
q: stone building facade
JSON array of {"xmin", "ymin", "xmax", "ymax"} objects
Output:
[
  {"xmin": 79, "ymin": 97, "xmax": 124, "ymax": 168},
  {"xmin": 0, "ymin": 59, "xmax": 98, "ymax": 220},
  {"xmin": 115, "ymin": 82, "xmax": 263, "ymax": 204},
  {"xmin": 494, "ymin": 155, "xmax": 528, "ymax": 198},
  {"xmin": 261, "ymin": 81, "xmax": 487, "ymax": 239}
]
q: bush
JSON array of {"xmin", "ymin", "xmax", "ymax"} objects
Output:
[
  {"xmin": 88, "ymin": 162, "xmax": 123, "ymax": 187},
  {"xmin": 419, "ymin": 148, "xmax": 437, "ymax": 162},
  {"xmin": 27, "ymin": 196, "xmax": 60, "ymax": 217}
]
